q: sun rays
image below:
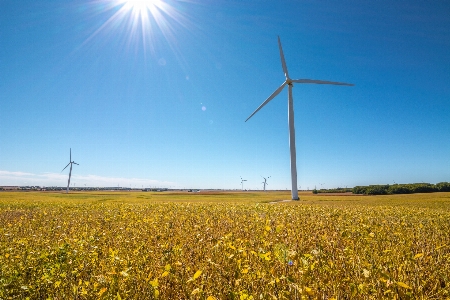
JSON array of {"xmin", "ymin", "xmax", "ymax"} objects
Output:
[
  {"xmin": 124, "ymin": 0, "xmax": 161, "ymax": 10},
  {"xmin": 82, "ymin": 0, "xmax": 193, "ymax": 58}
]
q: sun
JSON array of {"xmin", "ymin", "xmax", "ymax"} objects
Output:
[
  {"xmin": 123, "ymin": 0, "xmax": 160, "ymax": 12},
  {"xmin": 82, "ymin": 0, "xmax": 193, "ymax": 61}
]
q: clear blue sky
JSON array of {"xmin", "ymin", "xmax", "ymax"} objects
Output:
[{"xmin": 1, "ymin": 0, "xmax": 449, "ymax": 190}]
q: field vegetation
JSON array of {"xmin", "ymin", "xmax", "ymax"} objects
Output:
[{"xmin": 1, "ymin": 191, "xmax": 449, "ymax": 299}]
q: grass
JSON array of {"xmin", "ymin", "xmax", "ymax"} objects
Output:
[{"xmin": 0, "ymin": 191, "xmax": 449, "ymax": 299}]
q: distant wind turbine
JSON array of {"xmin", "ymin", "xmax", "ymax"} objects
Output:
[
  {"xmin": 240, "ymin": 177, "xmax": 247, "ymax": 191},
  {"xmin": 246, "ymin": 36, "xmax": 353, "ymax": 200},
  {"xmin": 62, "ymin": 148, "xmax": 79, "ymax": 194},
  {"xmin": 262, "ymin": 176, "xmax": 271, "ymax": 192}
]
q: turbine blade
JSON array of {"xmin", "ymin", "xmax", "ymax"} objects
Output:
[
  {"xmin": 278, "ymin": 36, "xmax": 289, "ymax": 79},
  {"xmin": 73, "ymin": 162, "xmax": 79, "ymax": 165},
  {"xmin": 291, "ymin": 79, "xmax": 354, "ymax": 86},
  {"xmin": 70, "ymin": 148, "xmax": 71, "ymax": 161},
  {"xmin": 245, "ymin": 82, "xmax": 287, "ymax": 122},
  {"xmin": 62, "ymin": 163, "xmax": 70, "ymax": 172}
]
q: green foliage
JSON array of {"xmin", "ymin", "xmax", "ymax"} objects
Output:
[
  {"xmin": 314, "ymin": 188, "xmax": 353, "ymax": 194},
  {"xmin": 352, "ymin": 182, "xmax": 450, "ymax": 195},
  {"xmin": 436, "ymin": 182, "xmax": 450, "ymax": 192}
]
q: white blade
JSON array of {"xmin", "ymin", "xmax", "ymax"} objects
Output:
[
  {"xmin": 292, "ymin": 79, "xmax": 354, "ymax": 86},
  {"xmin": 245, "ymin": 82, "xmax": 287, "ymax": 122},
  {"xmin": 278, "ymin": 36, "xmax": 289, "ymax": 79},
  {"xmin": 62, "ymin": 163, "xmax": 70, "ymax": 172},
  {"xmin": 73, "ymin": 162, "xmax": 79, "ymax": 165},
  {"xmin": 70, "ymin": 148, "xmax": 72, "ymax": 162}
]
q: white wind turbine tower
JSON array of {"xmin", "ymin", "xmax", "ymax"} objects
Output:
[
  {"xmin": 262, "ymin": 176, "xmax": 271, "ymax": 192},
  {"xmin": 240, "ymin": 177, "xmax": 247, "ymax": 191},
  {"xmin": 62, "ymin": 148, "xmax": 79, "ymax": 194},
  {"xmin": 246, "ymin": 36, "xmax": 353, "ymax": 200}
]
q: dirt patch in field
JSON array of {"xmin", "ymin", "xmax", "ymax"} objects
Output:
[{"xmin": 268, "ymin": 199, "xmax": 293, "ymax": 204}]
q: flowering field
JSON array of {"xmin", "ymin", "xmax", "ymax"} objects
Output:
[{"xmin": 1, "ymin": 191, "xmax": 449, "ymax": 299}]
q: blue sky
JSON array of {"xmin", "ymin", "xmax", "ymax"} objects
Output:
[{"xmin": 1, "ymin": 0, "xmax": 449, "ymax": 190}]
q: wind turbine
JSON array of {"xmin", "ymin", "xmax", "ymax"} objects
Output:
[
  {"xmin": 62, "ymin": 148, "xmax": 79, "ymax": 194},
  {"xmin": 240, "ymin": 177, "xmax": 247, "ymax": 191},
  {"xmin": 246, "ymin": 36, "xmax": 353, "ymax": 200},
  {"xmin": 262, "ymin": 176, "xmax": 271, "ymax": 192}
]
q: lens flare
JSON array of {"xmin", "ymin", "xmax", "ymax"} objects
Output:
[
  {"xmin": 125, "ymin": 0, "xmax": 159, "ymax": 10},
  {"xmin": 82, "ymin": 0, "xmax": 193, "ymax": 59}
]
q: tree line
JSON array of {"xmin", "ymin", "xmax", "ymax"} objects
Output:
[
  {"xmin": 312, "ymin": 187, "xmax": 353, "ymax": 194},
  {"xmin": 352, "ymin": 182, "xmax": 450, "ymax": 195}
]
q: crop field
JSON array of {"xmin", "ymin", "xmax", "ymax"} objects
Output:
[{"xmin": 0, "ymin": 191, "xmax": 449, "ymax": 299}]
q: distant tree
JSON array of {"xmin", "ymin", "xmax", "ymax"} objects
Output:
[
  {"xmin": 408, "ymin": 183, "xmax": 434, "ymax": 193},
  {"xmin": 352, "ymin": 186, "xmax": 367, "ymax": 194},
  {"xmin": 366, "ymin": 185, "xmax": 389, "ymax": 195},
  {"xmin": 436, "ymin": 182, "xmax": 450, "ymax": 192},
  {"xmin": 388, "ymin": 184, "xmax": 412, "ymax": 194}
]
